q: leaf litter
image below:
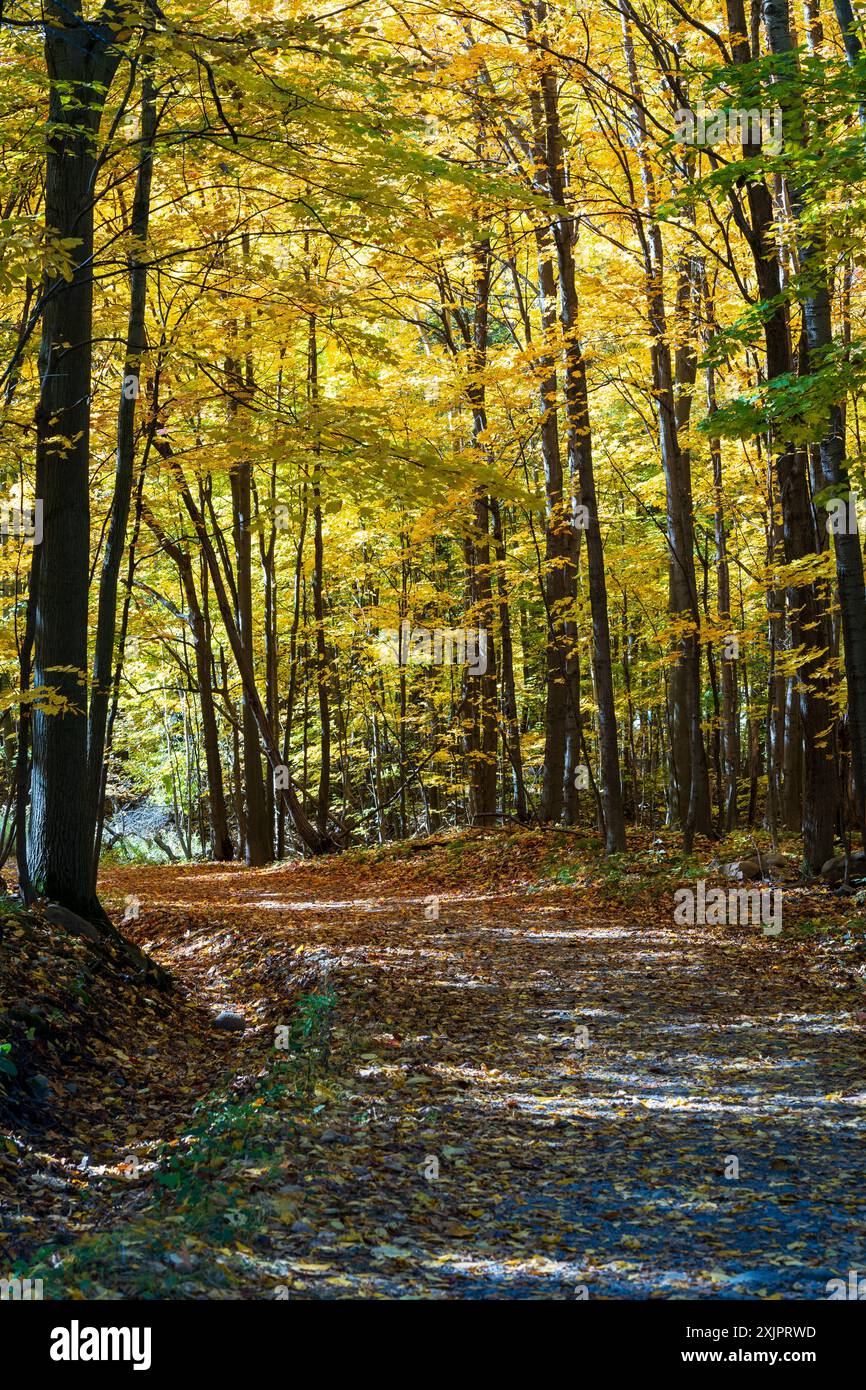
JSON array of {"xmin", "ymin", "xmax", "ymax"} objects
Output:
[{"xmin": 1, "ymin": 828, "xmax": 864, "ymax": 1298}]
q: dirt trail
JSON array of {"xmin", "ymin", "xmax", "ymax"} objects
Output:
[{"xmin": 71, "ymin": 855, "xmax": 866, "ymax": 1299}]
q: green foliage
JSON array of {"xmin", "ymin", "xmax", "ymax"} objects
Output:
[
  {"xmin": 153, "ymin": 989, "xmax": 335, "ymax": 1225},
  {"xmin": 0, "ymin": 1041, "xmax": 17, "ymax": 1080}
]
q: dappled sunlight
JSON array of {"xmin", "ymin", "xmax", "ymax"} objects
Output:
[{"xmin": 8, "ymin": 854, "xmax": 861, "ymax": 1300}]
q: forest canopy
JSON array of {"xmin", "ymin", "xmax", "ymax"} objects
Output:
[{"xmin": 2, "ymin": 0, "xmax": 866, "ymax": 908}]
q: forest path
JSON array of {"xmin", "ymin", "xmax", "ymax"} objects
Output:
[{"xmin": 90, "ymin": 846, "xmax": 865, "ymax": 1300}]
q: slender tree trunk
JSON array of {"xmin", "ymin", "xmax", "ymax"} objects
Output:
[
  {"xmin": 307, "ymin": 306, "xmax": 332, "ymax": 836},
  {"xmin": 460, "ymin": 235, "xmax": 499, "ymax": 825},
  {"xmin": 163, "ymin": 447, "xmax": 336, "ymax": 853},
  {"xmin": 87, "ymin": 69, "xmax": 156, "ymax": 878},
  {"xmin": 256, "ymin": 467, "xmax": 279, "ymax": 847},
  {"xmin": 467, "ymin": 489, "xmax": 499, "ymax": 824},
  {"xmin": 145, "ymin": 508, "xmax": 232, "ymax": 861},
  {"xmin": 532, "ymin": 238, "xmax": 570, "ymax": 822},
  {"xmin": 92, "ymin": 450, "xmax": 147, "ymax": 876},
  {"xmin": 619, "ymin": 0, "xmax": 711, "ymax": 846},
  {"xmin": 227, "ymin": 346, "xmax": 271, "ymax": 865},
  {"xmin": 490, "ymin": 498, "xmax": 528, "ymax": 820},
  {"xmin": 724, "ymin": 0, "xmax": 837, "ymax": 868},
  {"xmin": 709, "ymin": 415, "xmax": 740, "ymax": 830},
  {"xmin": 527, "ymin": 41, "xmax": 626, "ymax": 848},
  {"xmin": 765, "ymin": 0, "xmax": 866, "ymax": 845}
]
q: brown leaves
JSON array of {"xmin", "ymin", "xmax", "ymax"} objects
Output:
[{"xmin": 3, "ymin": 830, "xmax": 865, "ymax": 1297}]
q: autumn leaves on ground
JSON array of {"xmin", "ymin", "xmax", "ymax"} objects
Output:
[{"xmin": 2, "ymin": 828, "xmax": 865, "ymax": 1300}]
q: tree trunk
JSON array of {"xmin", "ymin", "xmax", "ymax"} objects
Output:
[
  {"xmin": 529, "ymin": 39, "xmax": 626, "ymax": 849},
  {"xmin": 724, "ymin": 0, "xmax": 837, "ymax": 868},
  {"xmin": 619, "ymin": 0, "xmax": 711, "ymax": 846},
  {"xmin": 490, "ymin": 498, "xmax": 528, "ymax": 820},
  {"xmin": 28, "ymin": 3, "xmax": 123, "ymax": 918},
  {"xmin": 308, "ymin": 307, "xmax": 332, "ymax": 836},
  {"xmin": 532, "ymin": 239, "xmax": 570, "ymax": 823},
  {"xmin": 87, "ymin": 68, "xmax": 156, "ymax": 877},
  {"xmin": 227, "ymin": 348, "xmax": 271, "ymax": 865},
  {"xmin": 144, "ymin": 508, "xmax": 232, "ymax": 861},
  {"xmin": 163, "ymin": 446, "xmax": 337, "ymax": 853},
  {"xmin": 704, "ymin": 296, "xmax": 740, "ymax": 831},
  {"xmin": 766, "ymin": 0, "xmax": 866, "ymax": 844}
]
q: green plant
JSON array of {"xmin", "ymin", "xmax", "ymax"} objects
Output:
[
  {"xmin": 151, "ymin": 988, "xmax": 337, "ymax": 1237},
  {"xmin": 282, "ymin": 989, "xmax": 336, "ymax": 1097},
  {"xmin": 0, "ymin": 1040, "xmax": 17, "ymax": 1085}
]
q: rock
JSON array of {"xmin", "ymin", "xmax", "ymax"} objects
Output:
[
  {"xmin": 821, "ymin": 852, "xmax": 866, "ymax": 885},
  {"xmin": 213, "ymin": 1011, "xmax": 245, "ymax": 1032},
  {"xmin": 723, "ymin": 852, "xmax": 793, "ymax": 881},
  {"xmin": 724, "ymin": 857, "xmax": 758, "ymax": 880},
  {"xmin": 42, "ymin": 903, "xmax": 102, "ymax": 942}
]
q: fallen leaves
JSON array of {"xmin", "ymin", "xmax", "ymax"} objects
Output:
[{"xmin": 1, "ymin": 829, "xmax": 865, "ymax": 1298}]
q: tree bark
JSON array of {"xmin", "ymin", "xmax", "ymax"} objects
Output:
[
  {"xmin": 227, "ymin": 346, "xmax": 271, "ymax": 865},
  {"xmin": 87, "ymin": 67, "xmax": 156, "ymax": 875},
  {"xmin": 28, "ymin": 1, "xmax": 124, "ymax": 918},
  {"xmin": 764, "ymin": 0, "xmax": 866, "ymax": 845},
  {"xmin": 619, "ymin": 0, "xmax": 712, "ymax": 847},
  {"xmin": 490, "ymin": 498, "xmax": 528, "ymax": 820},
  {"xmin": 723, "ymin": 0, "xmax": 837, "ymax": 868}
]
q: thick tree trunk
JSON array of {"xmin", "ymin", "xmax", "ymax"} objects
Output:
[
  {"xmin": 768, "ymin": 0, "xmax": 866, "ymax": 843},
  {"xmin": 28, "ymin": 3, "xmax": 123, "ymax": 918}
]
